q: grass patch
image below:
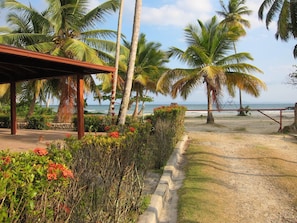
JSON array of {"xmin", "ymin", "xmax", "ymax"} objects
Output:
[
  {"xmin": 177, "ymin": 140, "xmax": 234, "ymax": 223},
  {"xmin": 233, "ymin": 127, "xmax": 247, "ymax": 132}
]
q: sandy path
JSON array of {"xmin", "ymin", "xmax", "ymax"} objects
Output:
[
  {"xmin": 189, "ymin": 131, "xmax": 297, "ymax": 222},
  {"xmin": 158, "ymin": 115, "xmax": 297, "ymax": 223}
]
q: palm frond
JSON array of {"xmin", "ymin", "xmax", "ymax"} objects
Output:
[
  {"xmin": 0, "ymin": 84, "xmax": 10, "ymax": 97},
  {"xmin": 81, "ymin": 0, "xmax": 119, "ymax": 30},
  {"xmin": 276, "ymin": 0, "xmax": 290, "ymax": 40},
  {"xmin": 225, "ymin": 72, "xmax": 267, "ymax": 97},
  {"xmin": 266, "ymin": 0, "xmax": 283, "ymax": 29}
]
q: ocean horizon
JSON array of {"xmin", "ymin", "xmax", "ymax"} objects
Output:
[{"xmin": 48, "ymin": 102, "xmax": 295, "ymax": 117}]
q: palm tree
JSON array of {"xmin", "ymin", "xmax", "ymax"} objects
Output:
[
  {"xmin": 0, "ymin": 0, "xmax": 119, "ymax": 122},
  {"xmin": 217, "ymin": 0, "xmax": 252, "ymax": 115},
  {"xmin": 157, "ymin": 16, "xmax": 266, "ymax": 124},
  {"xmin": 117, "ymin": 0, "xmax": 142, "ymax": 125},
  {"xmin": 20, "ymin": 80, "xmax": 48, "ymax": 117},
  {"xmin": 109, "ymin": 0, "xmax": 125, "ymax": 118},
  {"xmin": 258, "ymin": 0, "xmax": 297, "ymax": 57},
  {"xmin": 120, "ymin": 33, "xmax": 168, "ymax": 118}
]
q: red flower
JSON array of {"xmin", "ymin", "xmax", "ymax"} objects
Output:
[
  {"xmin": 65, "ymin": 133, "xmax": 72, "ymax": 138},
  {"xmin": 47, "ymin": 172, "xmax": 57, "ymax": 180},
  {"xmin": 109, "ymin": 131, "xmax": 119, "ymax": 138},
  {"xmin": 104, "ymin": 126, "xmax": 111, "ymax": 132},
  {"xmin": 59, "ymin": 203, "xmax": 71, "ymax": 214},
  {"xmin": 62, "ymin": 169, "xmax": 74, "ymax": 179},
  {"xmin": 33, "ymin": 148, "xmax": 48, "ymax": 156},
  {"xmin": 47, "ymin": 162, "xmax": 74, "ymax": 180},
  {"xmin": 1, "ymin": 156, "xmax": 11, "ymax": 165},
  {"xmin": 129, "ymin": 127, "xmax": 136, "ymax": 132},
  {"xmin": 2, "ymin": 171, "xmax": 10, "ymax": 178}
]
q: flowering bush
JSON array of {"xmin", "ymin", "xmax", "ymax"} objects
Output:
[
  {"xmin": 0, "ymin": 106, "xmax": 186, "ymax": 223},
  {"xmin": 33, "ymin": 147, "xmax": 48, "ymax": 156},
  {"xmin": 64, "ymin": 122, "xmax": 153, "ymax": 223},
  {"xmin": 73, "ymin": 115, "xmax": 113, "ymax": 132},
  {"xmin": 0, "ymin": 147, "xmax": 74, "ymax": 222},
  {"xmin": 152, "ymin": 104, "xmax": 187, "ymax": 168}
]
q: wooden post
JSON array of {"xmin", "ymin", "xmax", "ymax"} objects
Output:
[
  {"xmin": 77, "ymin": 75, "xmax": 84, "ymax": 139},
  {"xmin": 294, "ymin": 103, "xmax": 297, "ymax": 125},
  {"xmin": 10, "ymin": 82, "xmax": 17, "ymax": 135}
]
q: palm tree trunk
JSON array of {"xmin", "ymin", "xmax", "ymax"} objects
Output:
[
  {"xmin": 27, "ymin": 93, "xmax": 37, "ymax": 117},
  {"xmin": 56, "ymin": 77, "xmax": 75, "ymax": 123},
  {"xmin": 238, "ymin": 88, "xmax": 245, "ymax": 116},
  {"xmin": 117, "ymin": 0, "xmax": 142, "ymax": 125},
  {"xmin": 233, "ymin": 41, "xmax": 245, "ymax": 116},
  {"xmin": 206, "ymin": 83, "xmax": 214, "ymax": 124},
  {"xmin": 109, "ymin": 0, "xmax": 124, "ymax": 118},
  {"xmin": 132, "ymin": 92, "xmax": 139, "ymax": 118},
  {"xmin": 294, "ymin": 103, "xmax": 297, "ymax": 126},
  {"xmin": 138, "ymin": 101, "xmax": 145, "ymax": 116}
]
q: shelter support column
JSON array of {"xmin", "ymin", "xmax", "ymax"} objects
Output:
[
  {"xmin": 294, "ymin": 103, "xmax": 297, "ymax": 125},
  {"xmin": 77, "ymin": 74, "xmax": 84, "ymax": 139},
  {"xmin": 10, "ymin": 82, "xmax": 17, "ymax": 135}
]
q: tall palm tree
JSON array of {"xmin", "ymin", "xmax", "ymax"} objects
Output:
[
  {"xmin": 120, "ymin": 33, "xmax": 168, "ymax": 118},
  {"xmin": 109, "ymin": 0, "xmax": 125, "ymax": 118},
  {"xmin": 117, "ymin": 0, "xmax": 142, "ymax": 125},
  {"xmin": 258, "ymin": 0, "xmax": 297, "ymax": 57},
  {"xmin": 157, "ymin": 16, "xmax": 266, "ymax": 124},
  {"xmin": 0, "ymin": 0, "xmax": 119, "ymax": 122},
  {"xmin": 217, "ymin": 0, "xmax": 252, "ymax": 115}
]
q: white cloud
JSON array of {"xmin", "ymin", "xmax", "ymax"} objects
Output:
[{"xmin": 141, "ymin": 0, "xmax": 213, "ymax": 27}]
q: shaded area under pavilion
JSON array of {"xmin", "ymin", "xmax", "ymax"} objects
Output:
[{"xmin": 0, "ymin": 44, "xmax": 115, "ymax": 139}]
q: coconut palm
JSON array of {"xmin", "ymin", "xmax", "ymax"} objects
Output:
[
  {"xmin": 217, "ymin": 0, "xmax": 252, "ymax": 115},
  {"xmin": 157, "ymin": 16, "xmax": 266, "ymax": 124},
  {"xmin": 120, "ymin": 33, "xmax": 168, "ymax": 118},
  {"xmin": 258, "ymin": 0, "xmax": 297, "ymax": 57},
  {"xmin": 117, "ymin": 0, "xmax": 142, "ymax": 125},
  {"xmin": 101, "ymin": 33, "xmax": 168, "ymax": 118},
  {"xmin": 109, "ymin": 0, "xmax": 125, "ymax": 117},
  {"xmin": 0, "ymin": 0, "xmax": 119, "ymax": 122}
]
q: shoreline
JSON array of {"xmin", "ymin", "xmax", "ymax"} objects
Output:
[
  {"xmin": 185, "ymin": 109, "xmax": 294, "ymax": 118},
  {"xmin": 0, "ymin": 114, "xmax": 295, "ymax": 153}
]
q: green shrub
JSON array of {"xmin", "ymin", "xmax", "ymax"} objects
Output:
[
  {"xmin": 151, "ymin": 104, "xmax": 187, "ymax": 168},
  {"xmin": 0, "ymin": 115, "xmax": 10, "ymax": 128},
  {"xmin": 73, "ymin": 115, "xmax": 114, "ymax": 132},
  {"xmin": 0, "ymin": 147, "xmax": 73, "ymax": 223},
  {"xmin": 0, "ymin": 105, "xmax": 10, "ymax": 115},
  {"xmin": 0, "ymin": 108, "xmax": 187, "ymax": 222},
  {"xmin": 64, "ymin": 123, "xmax": 153, "ymax": 223},
  {"xmin": 26, "ymin": 115, "xmax": 50, "ymax": 130}
]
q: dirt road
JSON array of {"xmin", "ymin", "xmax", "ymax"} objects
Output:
[{"xmin": 178, "ymin": 116, "xmax": 297, "ymax": 223}]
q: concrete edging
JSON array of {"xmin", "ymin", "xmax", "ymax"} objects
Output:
[{"xmin": 138, "ymin": 134, "xmax": 189, "ymax": 223}]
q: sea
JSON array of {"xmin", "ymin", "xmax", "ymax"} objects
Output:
[{"xmin": 48, "ymin": 102, "xmax": 296, "ymax": 117}]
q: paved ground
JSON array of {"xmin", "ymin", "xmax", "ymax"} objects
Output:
[{"xmin": 0, "ymin": 128, "xmax": 76, "ymax": 152}]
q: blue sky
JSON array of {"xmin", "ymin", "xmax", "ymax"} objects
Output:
[{"xmin": 1, "ymin": 0, "xmax": 296, "ymax": 105}]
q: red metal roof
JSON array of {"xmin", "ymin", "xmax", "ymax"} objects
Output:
[{"xmin": 0, "ymin": 44, "xmax": 115, "ymax": 84}]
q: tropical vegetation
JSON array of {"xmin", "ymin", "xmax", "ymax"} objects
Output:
[
  {"xmin": 258, "ymin": 0, "xmax": 297, "ymax": 57},
  {"xmin": 217, "ymin": 0, "xmax": 252, "ymax": 115},
  {"xmin": 124, "ymin": 33, "xmax": 168, "ymax": 118},
  {"xmin": 0, "ymin": 0, "xmax": 288, "ymax": 221},
  {"xmin": 0, "ymin": 104, "xmax": 186, "ymax": 222},
  {"xmin": 157, "ymin": 16, "xmax": 266, "ymax": 123},
  {"xmin": 0, "ymin": 0, "xmax": 119, "ymax": 122},
  {"xmin": 117, "ymin": 0, "xmax": 142, "ymax": 125}
]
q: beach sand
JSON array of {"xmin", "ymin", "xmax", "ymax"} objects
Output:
[
  {"xmin": 0, "ymin": 112, "xmax": 295, "ymax": 152},
  {"xmin": 158, "ymin": 112, "xmax": 297, "ymax": 223}
]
